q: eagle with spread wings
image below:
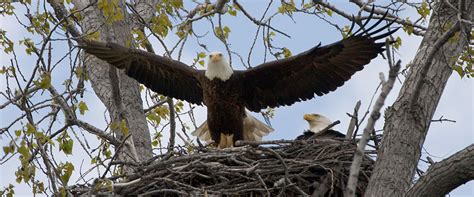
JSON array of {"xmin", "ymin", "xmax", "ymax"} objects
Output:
[{"xmin": 80, "ymin": 11, "xmax": 397, "ymax": 148}]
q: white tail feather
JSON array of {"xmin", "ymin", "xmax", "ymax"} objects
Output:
[
  {"xmin": 191, "ymin": 121, "xmax": 212, "ymax": 143},
  {"xmin": 191, "ymin": 111, "xmax": 274, "ymax": 144}
]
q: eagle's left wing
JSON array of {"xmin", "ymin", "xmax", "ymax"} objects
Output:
[{"xmin": 237, "ymin": 12, "xmax": 398, "ymax": 111}]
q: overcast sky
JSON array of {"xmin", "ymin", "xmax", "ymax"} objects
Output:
[{"xmin": 1, "ymin": 1, "xmax": 472, "ymax": 196}]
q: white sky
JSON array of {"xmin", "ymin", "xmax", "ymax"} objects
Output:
[{"xmin": 0, "ymin": 1, "xmax": 473, "ymax": 196}]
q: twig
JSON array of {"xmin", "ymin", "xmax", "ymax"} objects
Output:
[
  {"xmin": 233, "ymin": 0, "xmax": 290, "ymax": 38},
  {"xmin": 431, "ymin": 116, "xmax": 456, "ymax": 123},
  {"xmin": 143, "ymin": 100, "xmax": 167, "ymax": 113},
  {"xmin": 308, "ymin": 121, "xmax": 341, "ymax": 140},
  {"xmin": 101, "ymin": 134, "xmax": 132, "ymax": 179}
]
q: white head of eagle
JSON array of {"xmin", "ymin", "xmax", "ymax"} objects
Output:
[
  {"xmin": 304, "ymin": 114, "xmax": 332, "ymax": 134},
  {"xmin": 205, "ymin": 52, "xmax": 233, "ymax": 81}
]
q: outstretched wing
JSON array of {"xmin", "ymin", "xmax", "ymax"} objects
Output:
[
  {"xmin": 238, "ymin": 11, "xmax": 398, "ymax": 111},
  {"xmin": 79, "ymin": 41, "xmax": 203, "ymax": 104}
]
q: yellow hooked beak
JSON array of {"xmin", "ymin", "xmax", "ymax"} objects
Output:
[
  {"xmin": 210, "ymin": 54, "xmax": 222, "ymax": 63},
  {"xmin": 304, "ymin": 114, "xmax": 315, "ymax": 121}
]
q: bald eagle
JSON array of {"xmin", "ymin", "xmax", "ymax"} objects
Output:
[
  {"xmin": 79, "ymin": 13, "xmax": 397, "ymax": 148},
  {"xmin": 296, "ymin": 114, "xmax": 345, "ymax": 140}
]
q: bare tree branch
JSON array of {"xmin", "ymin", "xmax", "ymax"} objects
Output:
[
  {"xmin": 406, "ymin": 144, "xmax": 474, "ymax": 197},
  {"xmin": 346, "ymin": 100, "xmax": 361, "ymax": 139}
]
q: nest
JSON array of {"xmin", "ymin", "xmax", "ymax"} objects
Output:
[{"xmin": 70, "ymin": 138, "xmax": 374, "ymax": 196}]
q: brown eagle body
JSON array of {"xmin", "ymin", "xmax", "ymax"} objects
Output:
[
  {"xmin": 79, "ymin": 11, "xmax": 397, "ymax": 148},
  {"xmin": 201, "ymin": 76, "xmax": 246, "ymax": 146}
]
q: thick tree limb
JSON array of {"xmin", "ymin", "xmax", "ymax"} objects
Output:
[
  {"xmin": 406, "ymin": 144, "xmax": 474, "ymax": 197},
  {"xmin": 365, "ymin": 1, "xmax": 473, "ymax": 196}
]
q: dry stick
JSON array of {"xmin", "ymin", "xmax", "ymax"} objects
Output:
[
  {"xmin": 167, "ymin": 98, "xmax": 177, "ymax": 153},
  {"xmin": 308, "ymin": 120, "xmax": 341, "ymax": 140},
  {"xmin": 345, "ymin": 60, "xmax": 401, "ymax": 197},
  {"xmin": 235, "ymin": 139, "xmax": 295, "ymax": 146},
  {"xmin": 346, "ymin": 100, "xmax": 361, "ymax": 139}
]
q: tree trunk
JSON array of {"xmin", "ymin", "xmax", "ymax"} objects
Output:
[
  {"xmin": 365, "ymin": 1, "xmax": 473, "ymax": 196},
  {"xmin": 72, "ymin": 0, "xmax": 153, "ymax": 162}
]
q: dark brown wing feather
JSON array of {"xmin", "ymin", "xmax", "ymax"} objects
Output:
[
  {"xmin": 79, "ymin": 41, "xmax": 203, "ymax": 104},
  {"xmin": 238, "ymin": 11, "xmax": 398, "ymax": 111}
]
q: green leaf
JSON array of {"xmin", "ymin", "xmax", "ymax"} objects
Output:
[
  {"xmin": 416, "ymin": 1, "xmax": 430, "ymax": 18},
  {"xmin": 402, "ymin": 18, "xmax": 414, "ymax": 35},
  {"xmin": 228, "ymin": 8, "xmax": 237, "ymax": 16},
  {"xmin": 105, "ymin": 149, "xmax": 112, "ymax": 158},
  {"xmin": 18, "ymin": 145, "xmax": 29, "ymax": 158},
  {"xmin": 3, "ymin": 146, "xmax": 12, "ymax": 154},
  {"xmin": 198, "ymin": 60, "xmax": 205, "ymax": 67},
  {"xmin": 147, "ymin": 111, "xmax": 161, "ymax": 125},
  {"xmin": 223, "ymin": 26, "xmax": 231, "ymax": 39},
  {"xmin": 170, "ymin": 0, "xmax": 183, "ymax": 8},
  {"xmin": 91, "ymin": 157, "xmax": 97, "ymax": 164},
  {"xmin": 277, "ymin": 1, "xmax": 296, "ymax": 14},
  {"xmin": 198, "ymin": 52, "xmax": 206, "ymax": 58},
  {"xmin": 26, "ymin": 123, "xmax": 36, "ymax": 135},
  {"xmin": 57, "ymin": 132, "xmax": 73, "ymax": 155},
  {"xmin": 152, "ymin": 140, "xmax": 159, "ymax": 147},
  {"xmin": 62, "ymin": 139, "xmax": 73, "ymax": 155},
  {"xmin": 453, "ymin": 65, "xmax": 465, "ymax": 78},
  {"xmin": 393, "ymin": 36, "xmax": 402, "ymax": 49},
  {"xmin": 59, "ymin": 188, "xmax": 67, "ymax": 197},
  {"xmin": 325, "ymin": 8, "xmax": 332, "ymax": 16},
  {"xmin": 59, "ymin": 162, "xmax": 74, "ymax": 184},
  {"xmin": 33, "ymin": 73, "xmax": 51, "ymax": 89},
  {"xmin": 32, "ymin": 181, "xmax": 45, "ymax": 194},
  {"xmin": 282, "ymin": 47, "xmax": 292, "ymax": 58},
  {"xmin": 120, "ymin": 119, "xmax": 129, "ymax": 136},
  {"xmin": 1, "ymin": 184, "xmax": 15, "ymax": 197},
  {"xmin": 86, "ymin": 31, "xmax": 100, "ymax": 41},
  {"xmin": 15, "ymin": 130, "xmax": 22, "ymax": 137},
  {"xmin": 303, "ymin": 3, "xmax": 313, "ymax": 9},
  {"xmin": 19, "ymin": 38, "xmax": 36, "ymax": 55},
  {"xmin": 78, "ymin": 101, "xmax": 88, "ymax": 115},
  {"xmin": 97, "ymin": 0, "xmax": 124, "ymax": 23}
]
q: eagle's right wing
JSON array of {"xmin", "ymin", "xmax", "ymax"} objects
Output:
[{"xmin": 79, "ymin": 41, "xmax": 203, "ymax": 104}]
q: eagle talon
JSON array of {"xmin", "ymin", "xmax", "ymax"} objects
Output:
[{"xmin": 206, "ymin": 142, "xmax": 219, "ymax": 149}]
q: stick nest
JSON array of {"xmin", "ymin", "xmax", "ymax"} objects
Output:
[{"xmin": 70, "ymin": 138, "xmax": 374, "ymax": 196}]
